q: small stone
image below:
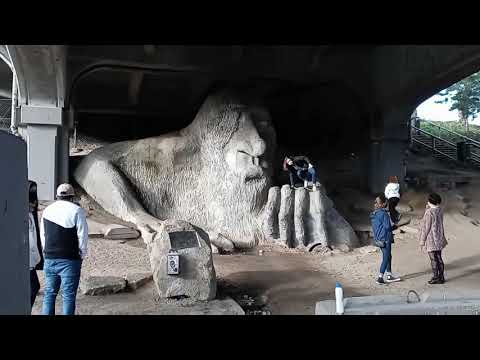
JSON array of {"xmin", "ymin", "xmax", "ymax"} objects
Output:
[
  {"xmin": 462, "ymin": 203, "xmax": 471, "ymax": 211},
  {"xmin": 125, "ymin": 273, "xmax": 153, "ymax": 291},
  {"xmin": 81, "ymin": 276, "xmax": 126, "ymax": 295},
  {"xmin": 401, "ymin": 226, "xmax": 419, "ymax": 234},
  {"xmin": 397, "ymin": 204, "xmax": 413, "ymax": 213},
  {"xmin": 397, "ymin": 216, "xmax": 411, "ymax": 227},
  {"xmin": 104, "ymin": 224, "xmax": 141, "ymax": 240},
  {"xmin": 360, "ymin": 245, "xmax": 378, "ymax": 254},
  {"xmin": 336, "ymin": 244, "xmax": 351, "ymax": 253},
  {"xmin": 210, "ymin": 233, "xmax": 235, "ymax": 253},
  {"xmin": 211, "ymin": 244, "xmax": 219, "ymax": 254}
]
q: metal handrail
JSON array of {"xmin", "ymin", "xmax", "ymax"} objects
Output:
[
  {"xmin": 412, "ymin": 126, "xmax": 456, "ymax": 147},
  {"xmin": 412, "ymin": 121, "xmax": 480, "ymax": 168},
  {"xmin": 421, "ymin": 119, "xmax": 480, "ymax": 147},
  {"xmin": 412, "ymin": 138, "xmax": 457, "ymax": 161},
  {"xmin": 412, "ymin": 126, "xmax": 458, "ymax": 161}
]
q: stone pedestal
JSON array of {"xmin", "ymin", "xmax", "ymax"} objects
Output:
[{"xmin": 149, "ymin": 220, "xmax": 216, "ymax": 301}]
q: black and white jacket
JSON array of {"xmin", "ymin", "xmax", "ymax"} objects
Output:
[{"xmin": 40, "ymin": 200, "xmax": 89, "ymax": 260}]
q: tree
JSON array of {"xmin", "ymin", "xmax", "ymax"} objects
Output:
[{"xmin": 435, "ymin": 71, "xmax": 480, "ymax": 132}]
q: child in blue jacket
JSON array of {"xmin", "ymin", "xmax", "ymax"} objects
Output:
[{"xmin": 371, "ymin": 194, "xmax": 402, "ymax": 285}]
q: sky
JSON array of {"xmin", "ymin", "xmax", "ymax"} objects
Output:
[{"xmin": 416, "ymin": 94, "xmax": 480, "ymax": 126}]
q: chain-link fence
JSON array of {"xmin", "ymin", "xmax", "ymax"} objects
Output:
[{"xmin": 0, "ymin": 99, "xmax": 11, "ymax": 132}]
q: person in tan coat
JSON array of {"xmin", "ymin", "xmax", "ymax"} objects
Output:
[{"xmin": 419, "ymin": 193, "xmax": 448, "ymax": 284}]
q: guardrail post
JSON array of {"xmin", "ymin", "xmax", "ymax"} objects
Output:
[
  {"xmin": 457, "ymin": 141, "xmax": 466, "ymax": 162},
  {"xmin": 465, "ymin": 142, "xmax": 471, "ymax": 162}
]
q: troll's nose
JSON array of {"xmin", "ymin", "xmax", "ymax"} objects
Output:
[{"xmin": 251, "ymin": 137, "xmax": 266, "ymax": 157}]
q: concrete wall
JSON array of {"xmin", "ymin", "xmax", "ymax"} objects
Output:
[
  {"xmin": 371, "ymin": 45, "xmax": 480, "ymax": 109},
  {"xmin": 0, "ymin": 131, "xmax": 30, "ymax": 314}
]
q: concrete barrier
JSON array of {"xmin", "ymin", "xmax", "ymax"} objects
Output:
[{"xmin": 315, "ymin": 290, "xmax": 480, "ymax": 315}]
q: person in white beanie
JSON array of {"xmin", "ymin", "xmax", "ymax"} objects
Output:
[{"xmin": 40, "ymin": 183, "xmax": 88, "ymax": 316}]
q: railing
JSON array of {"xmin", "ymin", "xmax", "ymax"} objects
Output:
[
  {"xmin": 469, "ymin": 142, "xmax": 480, "ymax": 166},
  {"xmin": 411, "ymin": 126, "xmax": 457, "ymax": 161},
  {"xmin": 412, "ymin": 120, "xmax": 480, "ymax": 168},
  {"xmin": 420, "ymin": 119, "xmax": 480, "ymax": 146},
  {"xmin": 0, "ymin": 99, "xmax": 11, "ymax": 132}
]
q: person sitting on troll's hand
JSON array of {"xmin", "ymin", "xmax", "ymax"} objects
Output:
[{"xmin": 283, "ymin": 155, "xmax": 317, "ymax": 191}]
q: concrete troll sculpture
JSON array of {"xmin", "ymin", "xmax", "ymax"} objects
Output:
[{"xmin": 74, "ymin": 89, "xmax": 358, "ymax": 252}]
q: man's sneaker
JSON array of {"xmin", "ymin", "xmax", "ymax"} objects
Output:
[
  {"xmin": 376, "ymin": 277, "xmax": 386, "ymax": 285},
  {"xmin": 385, "ymin": 274, "xmax": 401, "ymax": 283}
]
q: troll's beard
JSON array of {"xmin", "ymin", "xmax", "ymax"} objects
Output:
[{"xmin": 201, "ymin": 154, "xmax": 271, "ymax": 248}]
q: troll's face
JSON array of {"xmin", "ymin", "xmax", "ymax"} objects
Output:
[
  {"xmin": 186, "ymin": 91, "xmax": 277, "ymax": 243},
  {"xmin": 191, "ymin": 91, "xmax": 276, "ymax": 184}
]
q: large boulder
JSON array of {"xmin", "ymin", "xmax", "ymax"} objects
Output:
[
  {"xmin": 148, "ymin": 220, "xmax": 216, "ymax": 301},
  {"xmin": 326, "ymin": 208, "xmax": 360, "ymax": 250},
  {"xmin": 317, "ymin": 186, "xmax": 359, "ymax": 250}
]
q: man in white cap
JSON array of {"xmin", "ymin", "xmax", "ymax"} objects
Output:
[{"xmin": 40, "ymin": 183, "xmax": 88, "ymax": 315}]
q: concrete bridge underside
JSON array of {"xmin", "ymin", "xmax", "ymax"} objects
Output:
[{"xmin": 2, "ymin": 45, "xmax": 480, "ymax": 200}]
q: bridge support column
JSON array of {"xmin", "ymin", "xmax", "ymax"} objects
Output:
[
  {"xmin": 21, "ymin": 106, "xmax": 69, "ymax": 200},
  {"xmin": 368, "ymin": 139, "xmax": 408, "ymax": 194},
  {"xmin": 368, "ymin": 107, "xmax": 411, "ymax": 194}
]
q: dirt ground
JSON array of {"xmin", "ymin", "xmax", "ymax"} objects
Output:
[
  {"xmin": 214, "ymin": 155, "xmax": 480, "ymax": 314},
  {"xmin": 32, "ymin": 151, "xmax": 480, "ymax": 315}
]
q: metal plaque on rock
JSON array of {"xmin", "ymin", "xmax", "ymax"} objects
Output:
[{"xmin": 169, "ymin": 231, "xmax": 200, "ymax": 250}]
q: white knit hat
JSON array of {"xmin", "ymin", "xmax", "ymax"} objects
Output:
[{"xmin": 56, "ymin": 183, "xmax": 75, "ymax": 197}]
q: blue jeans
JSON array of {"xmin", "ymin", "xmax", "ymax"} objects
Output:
[
  {"xmin": 297, "ymin": 167, "xmax": 317, "ymax": 184},
  {"xmin": 42, "ymin": 259, "xmax": 82, "ymax": 315},
  {"xmin": 379, "ymin": 241, "xmax": 392, "ymax": 274}
]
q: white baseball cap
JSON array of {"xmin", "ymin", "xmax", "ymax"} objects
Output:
[{"xmin": 56, "ymin": 183, "xmax": 75, "ymax": 197}]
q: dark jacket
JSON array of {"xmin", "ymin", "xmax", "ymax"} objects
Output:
[
  {"xmin": 29, "ymin": 180, "xmax": 44, "ymax": 270},
  {"xmin": 370, "ymin": 208, "xmax": 394, "ymax": 244},
  {"xmin": 283, "ymin": 156, "xmax": 311, "ymax": 172}
]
